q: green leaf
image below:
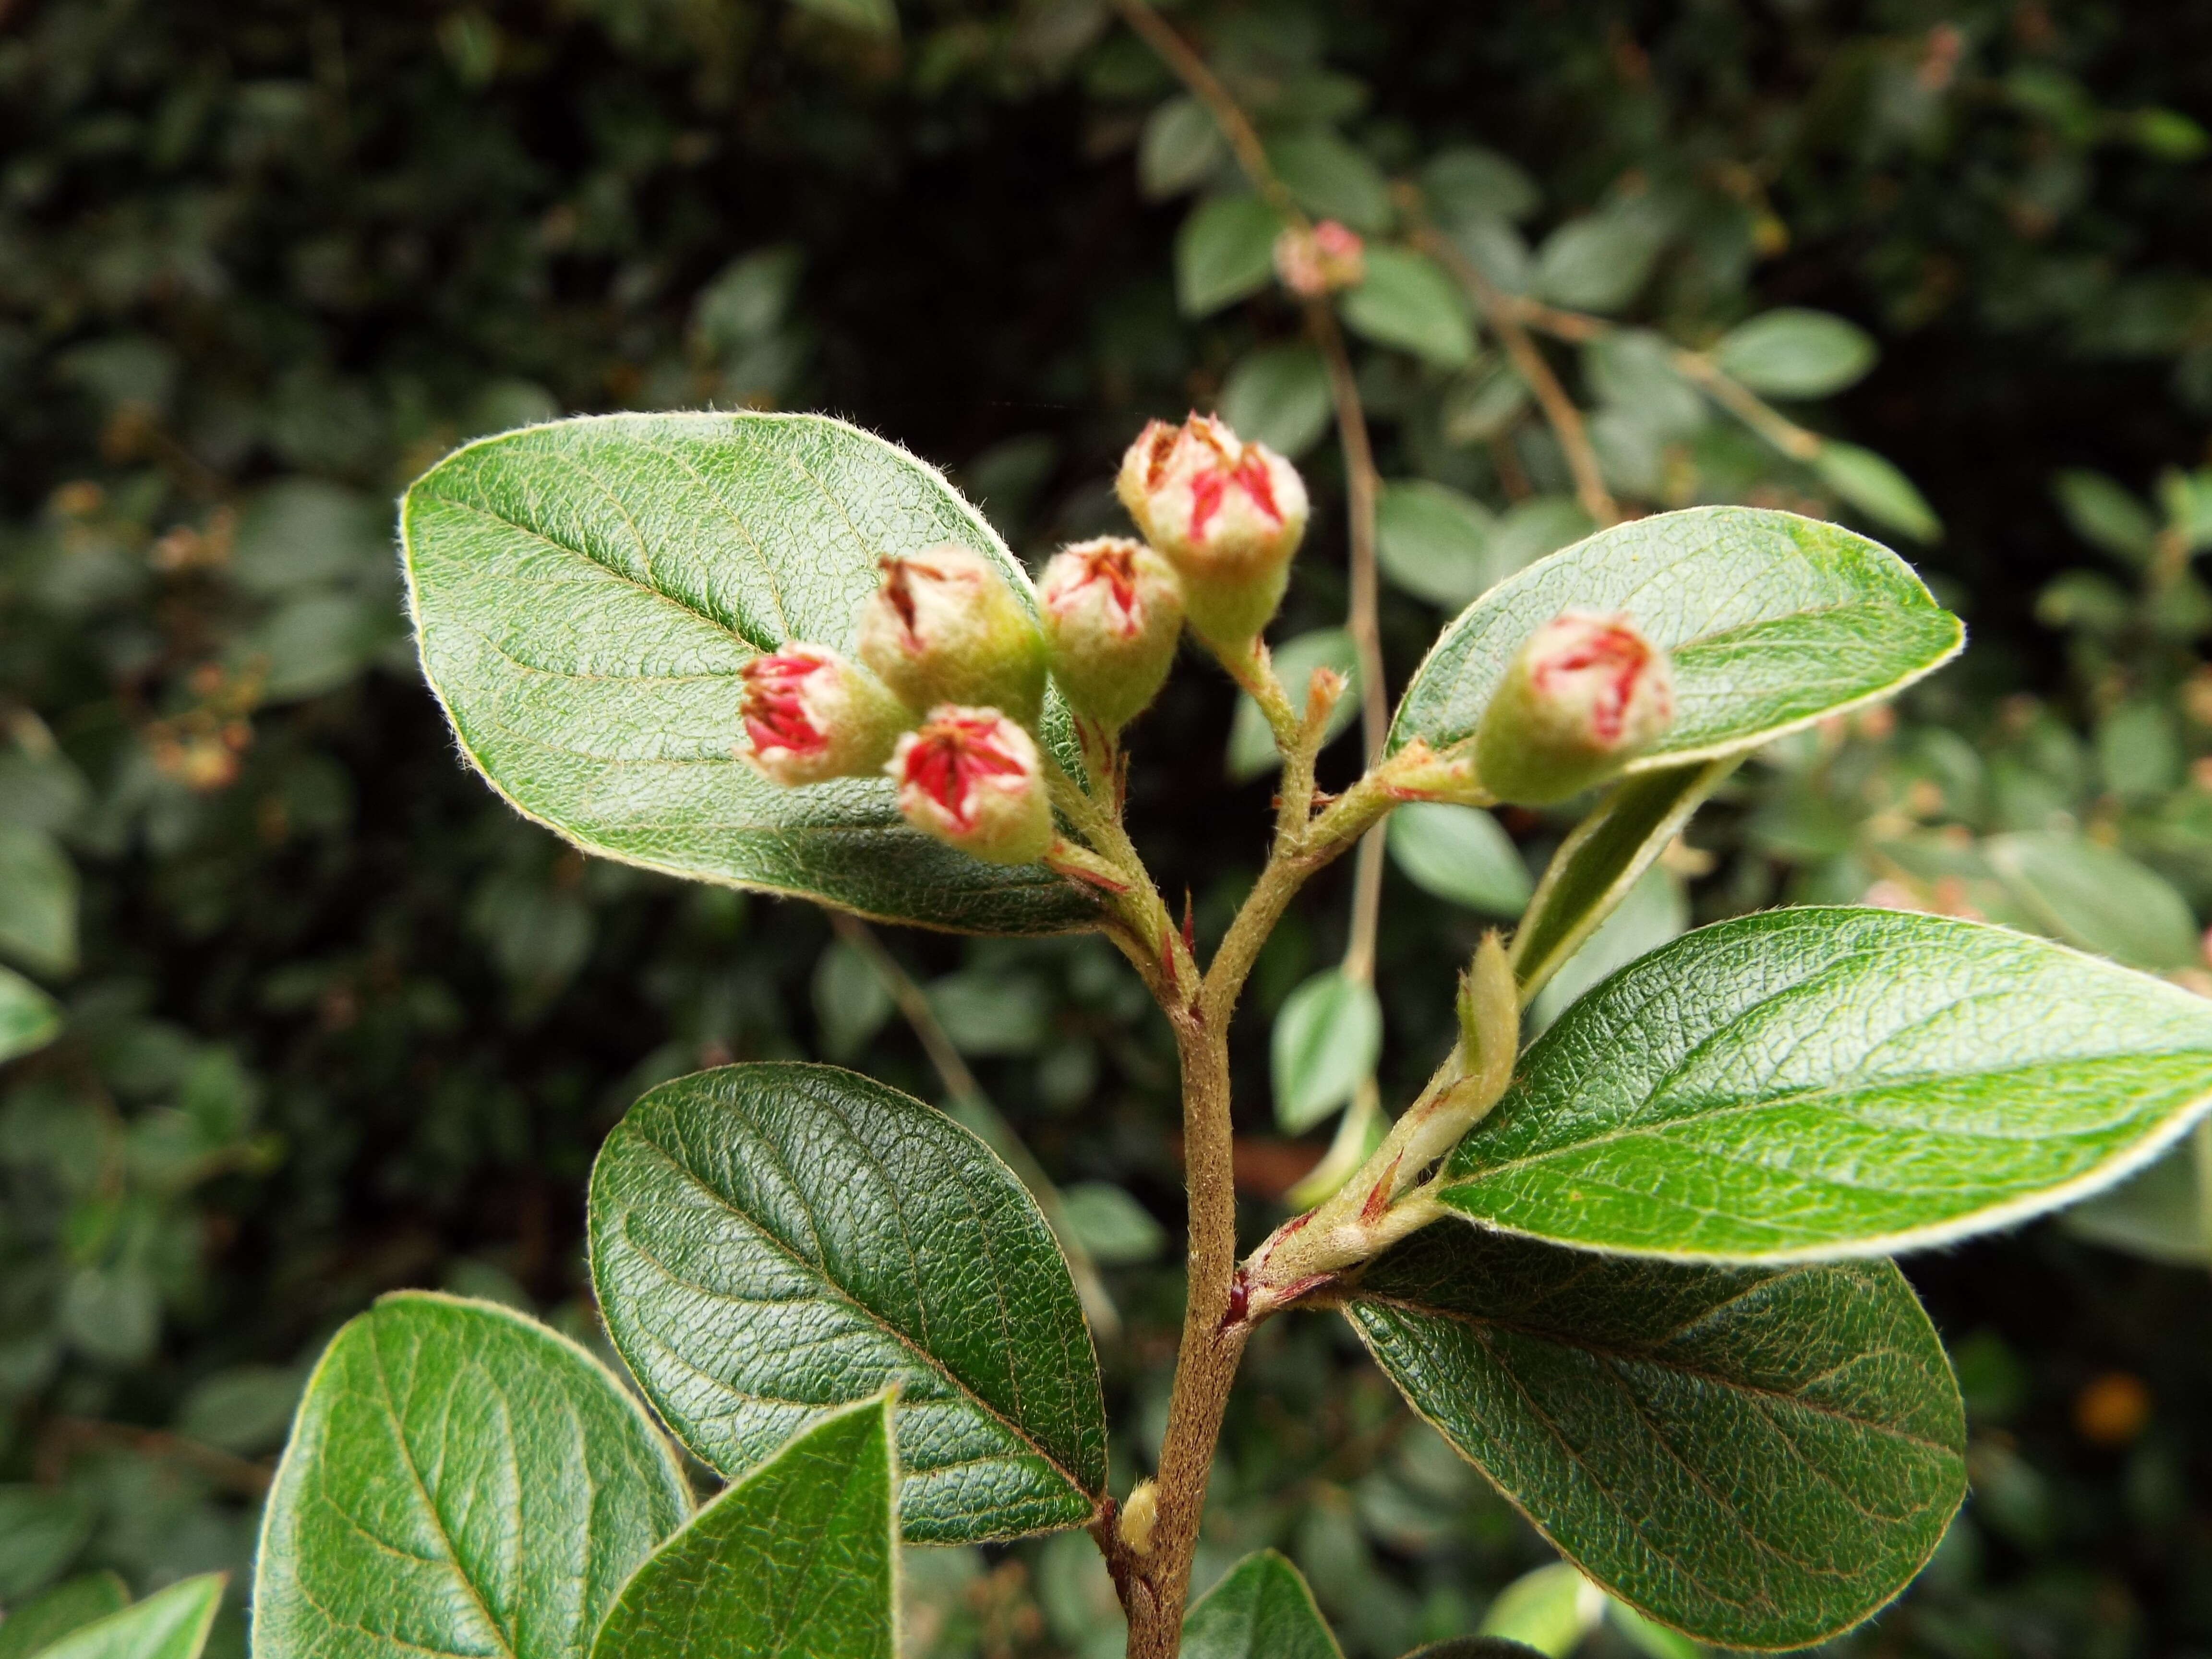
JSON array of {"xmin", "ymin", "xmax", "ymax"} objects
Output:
[
  {"xmin": 1343, "ymin": 1224, "xmax": 1965, "ymax": 1648},
  {"xmin": 1268, "ymin": 132, "xmax": 1392, "ymax": 234},
  {"xmin": 1986, "ymin": 830, "xmax": 2200, "ymax": 971},
  {"xmin": 2061, "ymin": 1135, "xmax": 2210, "ymax": 1265},
  {"xmin": 587, "ymin": 1063, "xmax": 1106, "ymax": 1541},
  {"xmin": 0, "ymin": 825, "xmax": 76, "ymax": 979},
  {"xmin": 1532, "ymin": 213, "xmax": 1666, "ymax": 313},
  {"xmin": 1177, "ymin": 195, "xmax": 1281, "ymax": 318},
  {"xmin": 1813, "ymin": 442, "xmax": 1942, "ymax": 544},
  {"xmin": 1272, "ymin": 970, "xmax": 1383, "ymax": 1133},
  {"xmin": 0, "ymin": 1488, "xmax": 90, "ymax": 1600},
  {"xmin": 0, "ymin": 1573, "xmax": 129, "ymax": 1659},
  {"xmin": 1421, "ymin": 146, "xmax": 1540, "ymax": 225},
  {"xmin": 1390, "ymin": 507, "xmax": 1962, "ymax": 773},
  {"xmin": 2052, "ymin": 469, "xmax": 2156, "ymax": 565},
  {"xmin": 789, "ymin": 0, "xmax": 898, "ymax": 37},
  {"xmin": 1442, "ymin": 906, "xmax": 2212, "ymax": 1261},
  {"xmin": 1228, "ymin": 630, "xmax": 1358, "ymax": 780},
  {"xmin": 1181, "ymin": 1551, "xmax": 1342, "ymax": 1659},
  {"xmin": 1376, "ymin": 481, "xmax": 1498, "ymax": 610},
  {"xmin": 1525, "ymin": 864, "xmax": 1685, "ymax": 1037},
  {"xmin": 1340, "ymin": 249, "xmax": 1475, "ymax": 368},
  {"xmin": 1606, "ymin": 1600, "xmax": 1702, "ymax": 1659},
  {"xmin": 33, "ymin": 1576, "xmax": 224, "ymax": 1659},
  {"xmin": 1475, "ymin": 1563, "xmax": 1597, "ymax": 1656},
  {"xmin": 1484, "ymin": 498, "xmax": 1591, "ymax": 579},
  {"xmin": 1057, "ymin": 1182, "xmax": 1165, "ymax": 1265},
  {"xmin": 1509, "ymin": 761, "xmax": 1731, "ymax": 1003},
  {"xmin": 253, "ymin": 1292, "xmax": 689, "ymax": 1659},
  {"xmin": 1386, "ymin": 803, "xmax": 1529, "ymax": 915},
  {"xmin": 1712, "ymin": 310, "xmax": 1876, "ymax": 398},
  {"xmin": 811, "ymin": 937, "xmax": 894, "ymax": 1059},
  {"xmin": 1399, "ymin": 1643, "xmax": 1550, "ymax": 1659},
  {"xmin": 0, "ymin": 965, "xmax": 61, "ymax": 1064},
  {"xmin": 401, "ymin": 411, "xmax": 1096, "ymax": 937},
  {"xmin": 590, "ymin": 1396, "xmax": 896, "ymax": 1659},
  {"xmin": 1140, "ymin": 96, "xmax": 1226, "ymax": 200},
  {"xmin": 1218, "ymin": 344, "xmax": 1333, "ymax": 460}
]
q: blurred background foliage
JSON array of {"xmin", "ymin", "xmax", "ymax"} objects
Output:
[{"xmin": 3, "ymin": 0, "xmax": 2212, "ymax": 1655}]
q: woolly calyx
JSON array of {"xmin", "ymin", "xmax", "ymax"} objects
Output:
[
  {"xmin": 737, "ymin": 644, "xmax": 913, "ymax": 785},
  {"xmin": 1274, "ymin": 219, "xmax": 1367, "ymax": 298},
  {"xmin": 856, "ymin": 544, "xmax": 1048, "ymax": 727},
  {"xmin": 1115, "ymin": 414, "xmax": 1309, "ymax": 649},
  {"xmin": 1474, "ymin": 610, "xmax": 1675, "ymax": 805},
  {"xmin": 889, "ymin": 705, "xmax": 1053, "ymax": 866},
  {"xmin": 1037, "ymin": 536, "xmax": 1185, "ymax": 731}
]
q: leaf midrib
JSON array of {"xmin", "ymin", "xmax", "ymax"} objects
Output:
[{"xmin": 616, "ymin": 1123, "xmax": 1095, "ymax": 1503}]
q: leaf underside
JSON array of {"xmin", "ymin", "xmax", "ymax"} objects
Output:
[
  {"xmin": 1441, "ymin": 906, "xmax": 2212, "ymax": 1261},
  {"xmin": 588, "ymin": 1062, "xmax": 1107, "ymax": 1543},
  {"xmin": 252, "ymin": 1292, "xmax": 689, "ymax": 1659},
  {"xmin": 1344, "ymin": 1225, "xmax": 1965, "ymax": 1650},
  {"xmin": 402, "ymin": 411, "xmax": 1097, "ymax": 935},
  {"xmin": 589, "ymin": 1396, "xmax": 897, "ymax": 1659},
  {"xmin": 1389, "ymin": 506, "xmax": 1962, "ymax": 766}
]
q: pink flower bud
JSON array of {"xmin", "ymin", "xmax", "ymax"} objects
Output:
[
  {"xmin": 889, "ymin": 706, "xmax": 1054, "ymax": 866},
  {"xmin": 1037, "ymin": 537, "xmax": 1185, "ymax": 730},
  {"xmin": 856, "ymin": 544, "xmax": 1048, "ymax": 727},
  {"xmin": 738, "ymin": 644, "xmax": 914, "ymax": 786},
  {"xmin": 1274, "ymin": 220, "xmax": 1367, "ymax": 298},
  {"xmin": 1115, "ymin": 414, "xmax": 1309, "ymax": 648},
  {"xmin": 1475, "ymin": 611, "xmax": 1675, "ymax": 805}
]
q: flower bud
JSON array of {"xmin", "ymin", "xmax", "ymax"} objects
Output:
[
  {"xmin": 1037, "ymin": 537, "xmax": 1185, "ymax": 730},
  {"xmin": 1475, "ymin": 611, "xmax": 1674, "ymax": 805},
  {"xmin": 738, "ymin": 644, "xmax": 913, "ymax": 786},
  {"xmin": 1274, "ymin": 220, "xmax": 1367, "ymax": 298},
  {"xmin": 1115, "ymin": 414, "xmax": 1309, "ymax": 649},
  {"xmin": 856, "ymin": 545, "xmax": 1048, "ymax": 727},
  {"xmin": 889, "ymin": 706, "xmax": 1053, "ymax": 866}
]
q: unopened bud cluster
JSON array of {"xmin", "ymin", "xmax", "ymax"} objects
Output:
[
  {"xmin": 1274, "ymin": 220, "xmax": 1366, "ymax": 299},
  {"xmin": 739, "ymin": 411, "xmax": 1313, "ymax": 870}
]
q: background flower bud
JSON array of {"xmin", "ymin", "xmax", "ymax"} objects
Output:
[
  {"xmin": 1115, "ymin": 414, "xmax": 1309, "ymax": 648},
  {"xmin": 1474, "ymin": 611, "xmax": 1675, "ymax": 805},
  {"xmin": 856, "ymin": 545, "xmax": 1048, "ymax": 726},
  {"xmin": 889, "ymin": 705, "xmax": 1054, "ymax": 866},
  {"xmin": 1037, "ymin": 537, "xmax": 1184, "ymax": 730},
  {"xmin": 738, "ymin": 643, "xmax": 912, "ymax": 786},
  {"xmin": 1274, "ymin": 219, "xmax": 1366, "ymax": 298}
]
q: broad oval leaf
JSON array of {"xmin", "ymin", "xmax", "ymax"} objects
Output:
[
  {"xmin": 1442, "ymin": 906, "xmax": 2212, "ymax": 1261},
  {"xmin": 1218, "ymin": 344, "xmax": 1333, "ymax": 459},
  {"xmin": 1271, "ymin": 970, "xmax": 1383, "ymax": 1133},
  {"xmin": 1341, "ymin": 248, "xmax": 1476, "ymax": 368},
  {"xmin": 1177, "ymin": 195, "xmax": 1281, "ymax": 317},
  {"xmin": 1182, "ymin": 1551, "xmax": 1341, "ymax": 1659},
  {"xmin": 39, "ymin": 1576, "xmax": 224, "ymax": 1659},
  {"xmin": 1985, "ymin": 829, "xmax": 2199, "ymax": 971},
  {"xmin": 1813, "ymin": 442, "xmax": 1942, "ymax": 544},
  {"xmin": 1377, "ymin": 481, "xmax": 1497, "ymax": 610},
  {"xmin": 402, "ymin": 411, "xmax": 1097, "ymax": 936},
  {"xmin": 253, "ymin": 1292, "xmax": 688, "ymax": 1659},
  {"xmin": 0, "ymin": 965, "xmax": 61, "ymax": 1064},
  {"xmin": 1711, "ymin": 309, "xmax": 1876, "ymax": 399},
  {"xmin": 1388, "ymin": 507, "xmax": 1962, "ymax": 772},
  {"xmin": 1343, "ymin": 1224, "xmax": 1965, "ymax": 1649},
  {"xmin": 590, "ymin": 1396, "xmax": 896, "ymax": 1659},
  {"xmin": 587, "ymin": 1062, "xmax": 1107, "ymax": 1542}
]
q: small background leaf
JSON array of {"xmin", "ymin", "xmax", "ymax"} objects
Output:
[
  {"xmin": 0, "ymin": 966, "xmax": 61, "ymax": 1063},
  {"xmin": 1376, "ymin": 481, "xmax": 1498, "ymax": 610},
  {"xmin": 588, "ymin": 1063, "xmax": 1106, "ymax": 1541},
  {"xmin": 1475, "ymin": 1563, "xmax": 1598, "ymax": 1656},
  {"xmin": 1229, "ymin": 630, "xmax": 1358, "ymax": 780},
  {"xmin": 1272, "ymin": 970, "xmax": 1382, "ymax": 1133},
  {"xmin": 0, "ymin": 824, "xmax": 76, "ymax": 978},
  {"xmin": 1814, "ymin": 441, "xmax": 1942, "ymax": 543},
  {"xmin": 1986, "ymin": 830, "xmax": 2199, "ymax": 970},
  {"xmin": 1525, "ymin": 865, "xmax": 1684, "ymax": 1034},
  {"xmin": 33, "ymin": 1575, "xmax": 224, "ymax": 1659},
  {"xmin": 1712, "ymin": 309, "xmax": 1876, "ymax": 398},
  {"xmin": 1386, "ymin": 803, "xmax": 1530, "ymax": 915},
  {"xmin": 590, "ymin": 1396, "xmax": 896, "ymax": 1659},
  {"xmin": 1340, "ymin": 249, "xmax": 1475, "ymax": 368},
  {"xmin": 1178, "ymin": 195, "xmax": 1281, "ymax": 317},
  {"xmin": 1219, "ymin": 344, "xmax": 1334, "ymax": 460},
  {"xmin": 0, "ymin": 1573, "xmax": 129, "ymax": 1659}
]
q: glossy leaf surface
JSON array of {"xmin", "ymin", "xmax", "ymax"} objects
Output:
[
  {"xmin": 1389, "ymin": 508, "xmax": 1961, "ymax": 771},
  {"xmin": 1444, "ymin": 907, "xmax": 2212, "ymax": 1260},
  {"xmin": 1181, "ymin": 1551, "xmax": 1342, "ymax": 1659},
  {"xmin": 39, "ymin": 1576, "xmax": 223, "ymax": 1659},
  {"xmin": 402, "ymin": 411, "xmax": 1095, "ymax": 935},
  {"xmin": 588, "ymin": 1063, "xmax": 1106, "ymax": 1542},
  {"xmin": 589, "ymin": 1397, "xmax": 896, "ymax": 1659},
  {"xmin": 253, "ymin": 1293, "xmax": 688, "ymax": 1659},
  {"xmin": 1345, "ymin": 1225, "xmax": 1964, "ymax": 1648}
]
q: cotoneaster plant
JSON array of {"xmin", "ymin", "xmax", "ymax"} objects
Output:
[{"xmin": 242, "ymin": 401, "xmax": 2212, "ymax": 1659}]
